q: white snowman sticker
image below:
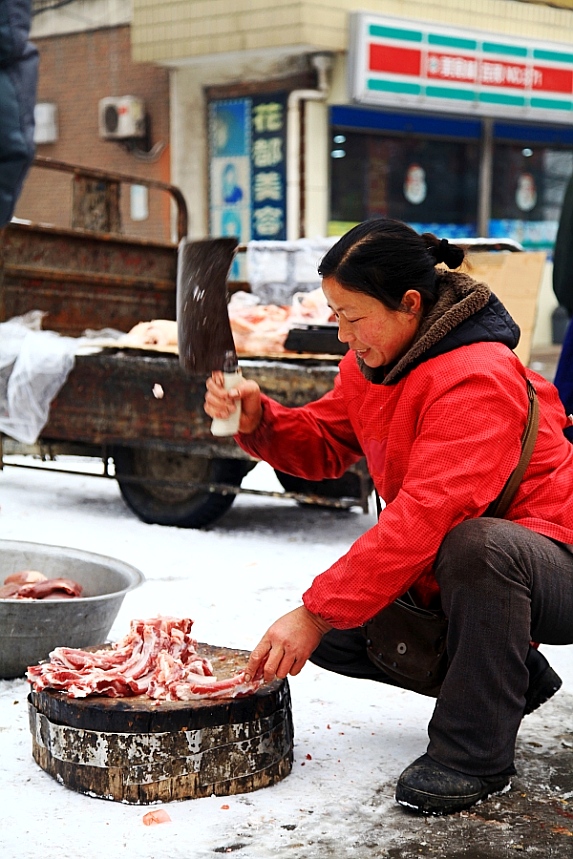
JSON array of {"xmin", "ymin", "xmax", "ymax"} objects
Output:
[
  {"xmin": 516, "ymin": 172, "xmax": 537, "ymax": 212},
  {"xmin": 404, "ymin": 164, "xmax": 427, "ymax": 205}
]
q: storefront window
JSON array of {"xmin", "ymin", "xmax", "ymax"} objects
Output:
[
  {"xmin": 491, "ymin": 144, "xmax": 573, "ymax": 250},
  {"xmin": 329, "ymin": 129, "xmax": 479, "ymax": 239},
  {"xmin": 328, "ymin": 106, "xmax": 573, "ymax": 249}
]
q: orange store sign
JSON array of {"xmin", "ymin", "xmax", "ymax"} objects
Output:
[{"xmin": 349, "ymin": 13, "xmax": 573, "ymax": 123}]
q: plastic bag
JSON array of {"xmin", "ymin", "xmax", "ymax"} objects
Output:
[{"xmin": 0, "ymin": 313, "xmax": 79, "ymax": 444}]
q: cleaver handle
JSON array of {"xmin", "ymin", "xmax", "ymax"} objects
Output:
[{"xmin": 211, "ymin": 368, "xmax": 242, "ymax": 437}]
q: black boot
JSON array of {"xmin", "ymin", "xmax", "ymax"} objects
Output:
[
  {"xmin": 396, "ymin": 753, "xmax": 512, "ymax": 815},
  {"xmin": 524, "ymin": 647, "xmax": 562, "ymax": 716}
]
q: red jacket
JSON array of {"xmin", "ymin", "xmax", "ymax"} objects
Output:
[{"xmin": 237, "ymin": 311, "xmax": 573, "ymax": 629}]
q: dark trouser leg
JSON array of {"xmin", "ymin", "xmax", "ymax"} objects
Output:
[
  {"xmin": 428, "ymin": 518, "xmax": 573, "ymax": 776},
  {"xmin": 309, "ymin": 627, "xmax": 400, "ymax": 683}
]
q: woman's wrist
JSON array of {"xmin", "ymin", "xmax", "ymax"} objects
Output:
[
  {"xmin": 299, "ymin": 605, "xmax": 332, "ymax": 635},
  {"xmin": 238, "ymin": 397, "xmax": 265, "ymax": 435}
]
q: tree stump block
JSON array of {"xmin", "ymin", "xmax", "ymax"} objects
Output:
[{"xmin": 28, "ymin": 643, "xmax": 293, "ymax": 804}]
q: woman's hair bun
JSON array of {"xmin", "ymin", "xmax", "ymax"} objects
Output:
[{"xmin": 423, "ymin": 234, "xmax": 465, "ymax": 270}]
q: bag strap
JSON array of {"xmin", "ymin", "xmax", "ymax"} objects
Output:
[{"xmin": 485, "ymin": 379, "xmax": 539, "ymax": 518}]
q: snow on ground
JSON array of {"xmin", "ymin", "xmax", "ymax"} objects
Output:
[{"xmin": 0, "ymin": 460, "xmax": 572, "ymax": 859}]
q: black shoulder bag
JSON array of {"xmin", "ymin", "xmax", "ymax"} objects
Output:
[{"xmin": 365, "ymin": 380, "xmax": 539, "ymax": 697}]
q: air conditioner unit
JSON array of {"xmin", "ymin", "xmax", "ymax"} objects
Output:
[{"xmin": 98, "ymin": 96, "xmax": 146, "ymax": 140}]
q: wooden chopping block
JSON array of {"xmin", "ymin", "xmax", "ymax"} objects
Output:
[{"xmin": 28, "ymin": 643, "xmax": 293, "ymax": 804}]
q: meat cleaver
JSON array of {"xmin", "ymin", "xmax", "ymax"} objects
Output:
[
  {"xmin": 176, "ymin": 236, "xmax": 241, "ymax": 435},
  {"xmin": 176, "ymin": 236, "xmax": 238, "ymax": 376}
]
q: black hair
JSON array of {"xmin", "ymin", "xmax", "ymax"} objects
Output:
[{"xmin": 318, "ymin": 218, "xmax": 465, "ymax": 312}]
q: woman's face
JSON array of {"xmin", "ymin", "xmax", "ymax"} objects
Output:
[{"xmin": 322, "ymin": 277, "xmax": 422, "ymax": 368}]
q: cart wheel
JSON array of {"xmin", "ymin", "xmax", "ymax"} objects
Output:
[
  {"xmin": 273, "ymin": 469, "xmax": 371, "ymax": 508},
  {"xmin": 113, "ymin": 447, "xmax": 252, "ymax": 528}
]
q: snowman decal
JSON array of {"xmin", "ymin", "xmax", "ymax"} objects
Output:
[
  {"xmin": 404, "ymin": 164, "xmax": 427, "ymax": 205},
  {"xmin": 516, "ymin": 172, "xmax": 537, "ymax": 212}
]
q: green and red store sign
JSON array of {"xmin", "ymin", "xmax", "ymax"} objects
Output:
[{"xmin": 349, "ymin": 13, "xmax": 573, "ymax": 124}]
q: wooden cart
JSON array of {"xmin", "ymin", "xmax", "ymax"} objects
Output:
[{"xmin": 0, "ymin": 158, "xmax": 372, "ymax": 527}]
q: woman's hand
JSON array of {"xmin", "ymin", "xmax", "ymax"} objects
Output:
[
  {"xmin": 204, "ymin": 372, "xmax": 263, "ymax": 434},
  {"xmin": 244, "ymin": 606, "xmax": 332, "ymax": 684}
]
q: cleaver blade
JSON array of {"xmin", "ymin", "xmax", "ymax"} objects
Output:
[{"xmin": 176, "ymin": 236, "xmax": 238, "ymax": 376}]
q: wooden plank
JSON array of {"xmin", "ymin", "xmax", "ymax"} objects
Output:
[
  {"xmin": 41, "ymin": 351, "xmax": 339, "ymax": 449},
  {"xmin": 91, "ymin": 341, "xmax": 343, "ymax": 362}
]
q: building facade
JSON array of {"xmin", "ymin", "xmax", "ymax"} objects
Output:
[
  {"xmin": 127, "ymin": 0, "xmax": 573, "ymax": 253},
  {"xmin": 28, "ymin": 0, "xmax": 573, "ymax": 341},
  {"xmin": 25, "ymin": 0, "xmax": 171, "ymax": 241}
]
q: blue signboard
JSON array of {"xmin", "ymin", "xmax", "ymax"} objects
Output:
[
  {"xmin": 209, "ymin": 93, "xmax": 288, "ymax": 257},
  {"xmin": 250, "ymin": 93, "xmax": 287, "ymax": 241}
]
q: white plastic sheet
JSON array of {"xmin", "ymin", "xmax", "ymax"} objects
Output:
[
  {"xmin": 0, "ymin": 312, "xmax": 89, "ymax": 444},
  {"xmin": 246, "ymin": 237, "xmax": 337, "ymax": 305}
]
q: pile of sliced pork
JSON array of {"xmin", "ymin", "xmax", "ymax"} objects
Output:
[
  {"xmin": 27, "ymin": 616, "xmax": 262, "ymax": 701},
  {"xmin": 0, "ymin": 570, "xmax": 83, "ymax": 600},
  {"xmin": 121, "ymin": 287, "xmax": 336, "ymax": 356},
  {"xmin": 228, "ymin": 287, "xmax": 335, "ymax": 355}
]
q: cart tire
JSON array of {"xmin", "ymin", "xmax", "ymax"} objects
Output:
[
  {"xmin": 113, "ymin": 447, "xmax": 252, "ymax": 528},
  {"xmin": 273, "ymin": 469, "xmax": 368, "ymax": 508}
]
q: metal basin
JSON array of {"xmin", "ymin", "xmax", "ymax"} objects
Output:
[{"xmin": 0, "ymin": 539, "xmax": 144, "ymax": 679}]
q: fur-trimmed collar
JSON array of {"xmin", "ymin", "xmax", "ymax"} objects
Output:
[{"xmin": 357, "ymin": 271, "xmax": 519, "ymax": 384}]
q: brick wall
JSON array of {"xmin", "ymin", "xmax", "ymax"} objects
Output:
[{"xmin": 16, "ymin": 26, "xmax": 175, "ymax": 243}]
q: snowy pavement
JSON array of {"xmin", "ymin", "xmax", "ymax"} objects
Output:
[{"xmin": 1, "ymin": 460, "xmax": 572, "ymax": 858}]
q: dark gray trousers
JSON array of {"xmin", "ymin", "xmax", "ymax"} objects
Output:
[{"xmin": 309, "ymin": 518, "xmax": 573, "ymax": 776}]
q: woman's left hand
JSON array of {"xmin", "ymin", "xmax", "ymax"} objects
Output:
[
  {"xmin": 204, "ymin": 372, "xmax": 263, "ymax": 434},
  {"xmin": 244, "ymin": 606, "xmax": 332, "ymax": 684}
]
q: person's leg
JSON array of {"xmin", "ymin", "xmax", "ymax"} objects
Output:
[
  {"xmin": 428, "ymin": 518, "xmax": 573, "ymax": 773},
  {"xmin": 523, "ymin": 645, "xmax": 562, "ymax": 716},
  {"xmin": 554, "ymin": 317, "xmax": 573, "ymax": 442},
  {"xmin": 310, "ymin": 627, "xmax": 400, "ymax": 683},
  {"xmin": 397, "ymin": 518, "xmax": 573, "ymax": 814}
]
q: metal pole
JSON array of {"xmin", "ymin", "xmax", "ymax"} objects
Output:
[{"xmin": 478, "ymin": 117, "xmax": 493, "ymax": 238}]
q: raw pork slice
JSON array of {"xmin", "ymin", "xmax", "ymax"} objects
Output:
[
  {"xmin": 16, "ymin": 578, "xmax": 83, "ymax": 599},
  {"xmin": 142, "ymin": 809, "xmax": 171, "ymax": 826},
  {"xmin": 124, "ymin": 320, "xmax": 177, "ymax": 348},
  {"xmin": 4, "ymin": 570, "xmax": 47, "ymax": 585},
  {"xmin": 1, "ymin": 572, "xmax": 83, "ymax": 600},
  {"xmin": 27, "ymin": 616, "xmax": 262, "ymax": 701}
]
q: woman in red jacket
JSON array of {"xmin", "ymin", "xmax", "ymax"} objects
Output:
[{"xmin": 204, "ymin": 218, "xmax": 573, "ymax": 815}]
